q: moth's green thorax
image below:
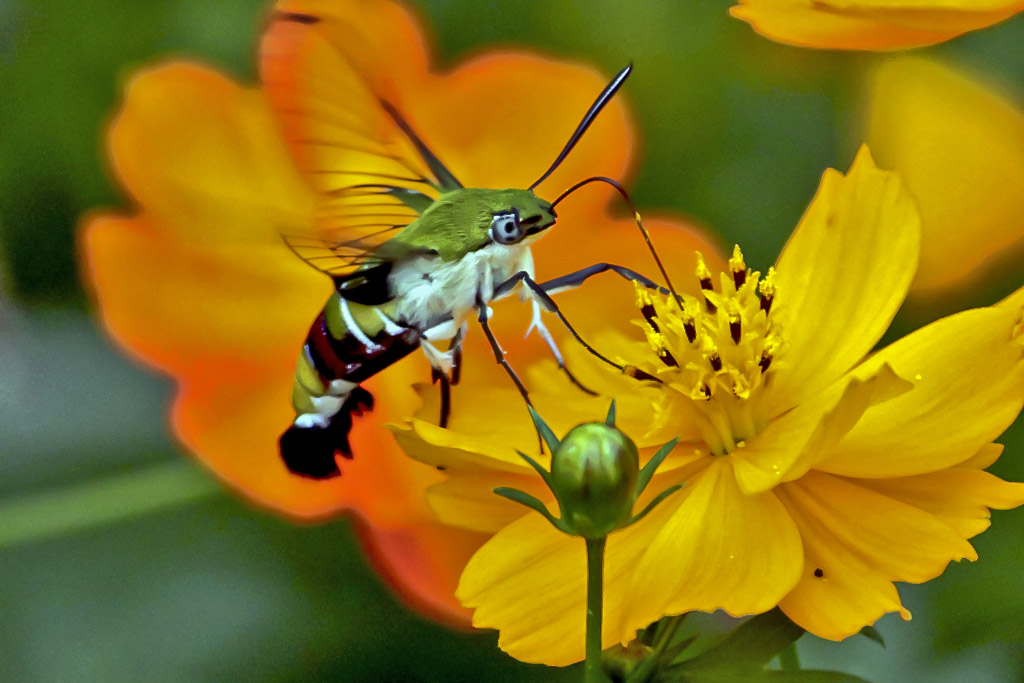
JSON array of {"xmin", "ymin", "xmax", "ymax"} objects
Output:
[{"xmin": 376, "ymin": 188, "xmax": 556, "ymax": 262}]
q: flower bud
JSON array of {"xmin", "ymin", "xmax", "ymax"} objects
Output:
[{"xmin": 550, "ymin": 422, "xmax": 640, "ymax": 539}]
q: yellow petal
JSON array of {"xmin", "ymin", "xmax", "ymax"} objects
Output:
[
  {"xmin": 426, "ymin": 470, "xmax": 550, "ymax": 534},
  {"xmin": 733, "ymin": 362, "xmax": 912, "ymax": 493},
  {"xmin": 109, "ymin": 63, "xmax": 315, "ymax": 244},
  {"xmin": 997, "ymin": 282, "xmax": 1024, "ymax": 313},
  {"xmin": 959, "ymin": 443, "xmax": 1004, "ymax": 470},
  {"xmin": 391, "ymin": 416, "xmax": 533, "ymax": 475},
  {"xmin": 456, "ymin": 492, "xmax": 674, "ymax": 666},
  {"xmin": 777, "ymin": 471, "xmax": 977, "ymax": 640},
  {"xmin": 779, "ymin": 529, "xmax": 908, "ymax": 640},
  {"xmin": 768, "ymin": 146, "xmax": 920, "ymax": 412},
  {"xmin": 816, "ymin": 306, "xmax": 1024, "ymax": 477},
  {"xmin": 867, "ymin": 57, "xmax": 1024, "ymax": 295},
  {"xmin": 731, "ymin": 0, "xmax": 1024, "ymax": 51},
  {"xmin": 623, "ymin": 458, "xmax": 803, "ymax": 632},
  {"xmin": 858, "ymin": 467, "xmax": 1024, "ymax": 538}
]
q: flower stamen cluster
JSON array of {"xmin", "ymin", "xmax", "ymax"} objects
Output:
[{"xmin": 636, "ymin": 246, "xmax": 784, "ymax": 456}]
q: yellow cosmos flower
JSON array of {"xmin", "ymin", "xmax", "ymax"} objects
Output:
[
  {"xmin": 80, "ymin": 0, "xmax": 722, "ymax": 626},
  {"xmin": 394, "ymin": 146, "xmax": 1024, "ymax": 666},
  {"xmin": 866, "ymin": 57, "xmax": 1024, "ymax": 297},
  {"xmin": 730, "ymin": 0, "xmax": 1024, "ymax": 50}
]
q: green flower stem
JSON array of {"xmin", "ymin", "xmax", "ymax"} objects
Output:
[
  {"xmin": 585, "ymin": 536, "xmax": 607, "ymax": 683},
  {"xmin": 778, "ymin": 642, "xmax": 800, "ymax": 671},
  {"xmin": 0, "ymin": 459, "xmax": 221, "ymax": 548}
]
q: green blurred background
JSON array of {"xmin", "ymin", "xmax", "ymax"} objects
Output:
[{"xmin": 1, "ymin": 1, "xmax": 1023, "ymax": 680}]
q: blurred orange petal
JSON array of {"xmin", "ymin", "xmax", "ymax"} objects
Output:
[
  {"xmin": 110, "ymin": 62, "xmax": 316, "ymax": 244},
  {"xmin": 83, "ymin": 216, "xmax": 326, "ymax": 373},
  {"xmin": 866, "ymin": 57, "xmax": 1024, "ymax": 296},
  {"xmin": 356, "ymin": 517, "xmax": 486, "ymax": 626},
  {"xmin": 402, "ymin": 51, "xmax": 632, "ymax": 196},
  {"xmin": 274, "ymin": 0, "xmax": 430, "ymax": 95},
  {"xmin": 731, "ymin": 0, "xmax": 1024, "ymax": 50}
]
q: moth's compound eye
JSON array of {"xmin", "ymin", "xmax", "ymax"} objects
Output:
[{"xmin": 490, "ymin": 212, "xmax": 523, "ymax": 245}]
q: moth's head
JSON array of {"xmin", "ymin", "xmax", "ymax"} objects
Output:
[{"xmin": 488, "ymin": 189, "xmax": 557, "ymax": 247}]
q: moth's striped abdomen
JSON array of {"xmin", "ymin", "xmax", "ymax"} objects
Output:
[{"xmin": 280, "ymin": 292, "xmax": 419, "ymax": 478}]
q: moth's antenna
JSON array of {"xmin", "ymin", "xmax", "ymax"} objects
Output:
[
  {"xmin": 550, "ymin": 176, "xmax": 684, "ymax": 313},
  {"xmin": 528, "ymin": 64, "xmax": 632, "ymax": 191}
]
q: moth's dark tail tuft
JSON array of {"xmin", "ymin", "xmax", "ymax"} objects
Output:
[{"xmin": 279, "ymin": 387, "xmax": 375, "ymax": 479}]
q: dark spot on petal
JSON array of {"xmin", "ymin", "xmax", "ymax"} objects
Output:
[{"xmin": 814, "ymin": 568, "xmax": 824, "ymax": 578}]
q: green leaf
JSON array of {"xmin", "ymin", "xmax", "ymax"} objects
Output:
[
  {"xmin": 627, "ymin": 484, "xmax": 683, "ymax": 526},
  {"xmin": 514, "ymin": 450, "xmax": 555, "ymax": 491},
  {"xmin": 673, "ymin": 609, "xmax": 804, "ymax": 673},
  {"xmin": 527, "ymin": 406, "xmax": 561, "ymax": 454},
  {"xmin": 606, "ymin": 399, "xmax": 617, "ymax": 426},
  {"xmin": 635, "ymin": 437, "xmax": 679, "ymax": 498},
  {"xmin": 858, "ymin": 626, "xmax": 885, "ymax": 648},
  {"xmin": 492, "ymin": 487, "xmax": 570, "ymax": 534}
]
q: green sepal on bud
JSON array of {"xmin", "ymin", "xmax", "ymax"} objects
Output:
[{"xmin": 494, "ymin": 401, "xmax": 683, "ymax": 540}]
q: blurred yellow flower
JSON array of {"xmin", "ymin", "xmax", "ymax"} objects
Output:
[
  {"xmin": 395, "ymin": 147, "xmax": 1024, "ymax": 665},
  {"xmin": 730, "ymin": 0, "xmax": 1024, "ymax": 50},
  {"xmin": 867, "ymin": 56, "xmax": 1024, "ymax": 297}
]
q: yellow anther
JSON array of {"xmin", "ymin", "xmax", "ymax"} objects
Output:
[
  {"xmin": 634, "ymin": 281, "xmax": 654, "ymax": 308},
  {"xmin": 699, "ymin": 334, "xmax": 717, "ymax": 355},
  {"xmin": 642, "ymin": 324, "xmax": 666, "ymax": 354},
  {"xmin": 759, "ymin": 267, "xmax": 776, "ymax": 299},
  {"xmin": 726, "ymin": 298, "xmax": 742, "ymax": 319},
  {"xmin": 695, "ymin": 252, "xmax": 713, "ymax": 286},
  {"xmin": 729, "ymin": 244, "xmax": 746, "ymax": 274}
]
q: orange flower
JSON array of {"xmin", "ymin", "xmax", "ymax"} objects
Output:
[
  {"xmin": 730, "ymin": 0, "xmax": 1024, "ymax": 51},
  {"xmin": 80, "ymin": 0, "xmax": 722, "ymax": 625},
  {"xmin": 866, "ymin": 57, "xmax": 1024, "ymax": 297}
]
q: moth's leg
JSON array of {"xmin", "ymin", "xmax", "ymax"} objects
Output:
[
  {"xmin": 430, "ymin": 368, "xmax": 452, "ymax": 429},
  {"xmin": 526, "ymin": 298, "xmax": 597, "ymax": 396},
  {"xmin": 427, "ymin": 323, "xmax": 466, "ymax": 428},
  {"xmin": 421, "ymin": 319, "xmax": 459, "ymax": 428},
  {"xmin": 535, "ymin": 262, "xmax": 666, "ymax": 297},
  {"xmin": 475, "ymin": 301, "xmax": 532, "ymax": 406},
  {"xmin": 494, "ymin": 265, "xmax": 666, "ymax": 383},
  {"xmin": 475, "ymin": 298, "xmax": 546, "ymax": 452},
  {"xmin": 449, "ymin": 322, "xmax": 467, "ymax": 386},
  {"xmin": 494, "ymin": 270, "xmax": 625, "ymax": 375}
]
